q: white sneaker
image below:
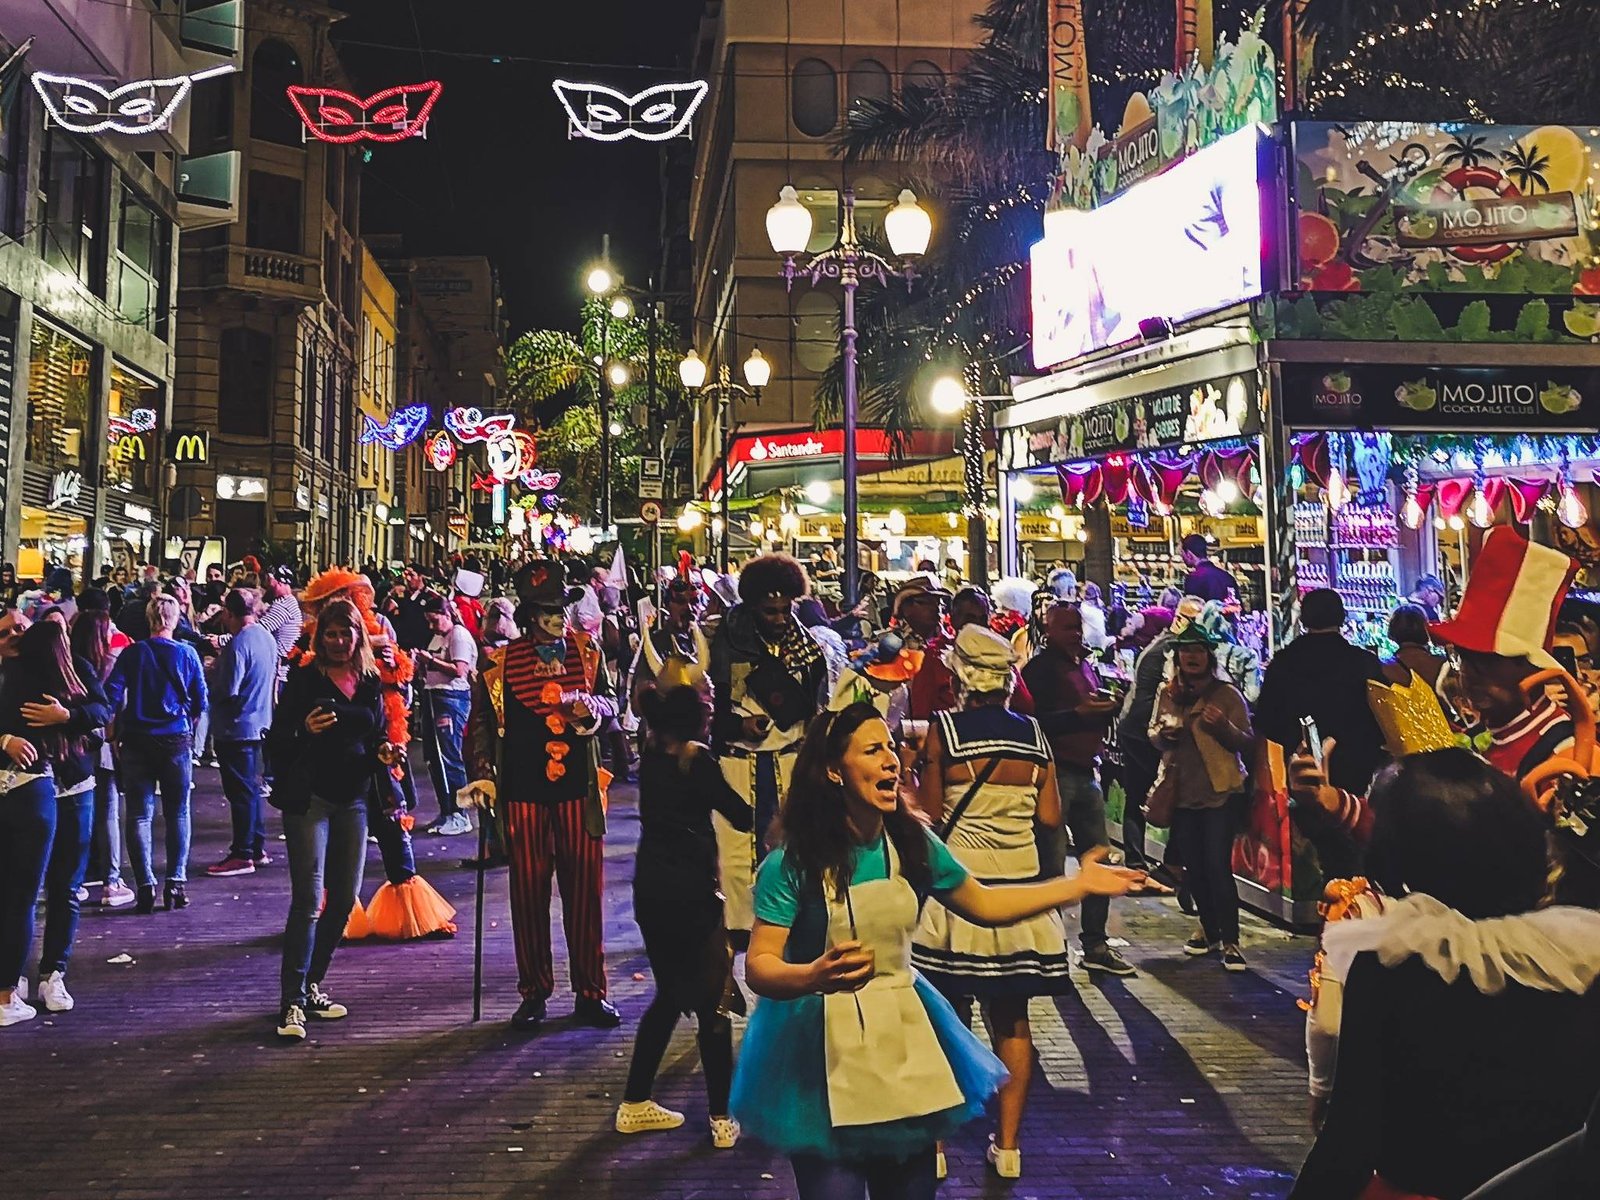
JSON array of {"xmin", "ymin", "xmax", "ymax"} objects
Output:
[
  {"xmin": 39, "ymin": 971, "xmax": 73, "ymax": 1012},
  {"xmin": 0, "ymin": 993, "xmax": 36, "ymax": 1027},
  {"xmin": 14, "ymin": 977, "xmax": 26, "ymax": 1003},
  {"xmin": 614, "ymin": 1099, "xmax": 685, "ymax": 1134},
  {"xmin": 433, "ymin": 812, "xmax": 473, "ymax": 837},
  {"xmin": 306, "ymin": 982, "xmax": 348, "ymax": 1019},
  {"xmin": 987, "ymin": 1137, "xmax": 1022, "ymax": 1179},
  {"xmin": 102, "ymin": 881, "xmax": 136, "ymax": 908},
  {"xmin": 709, "ymin": 1116, "xmax": 740, "ymax": 1149}
]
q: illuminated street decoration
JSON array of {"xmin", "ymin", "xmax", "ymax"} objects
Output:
[
  {"xmin": 485, "ymin": 429, "xmax": 538, "ymax": 482},
  {"xmin": 520, "ymin": 469, "xmax": 562, "ymax": 491},
  {"xmin": 443, "ymin": 406, "xmax": 516, "ymax": 444},
  {"xmin": 423, "ymin": 430, "xmax": 456, "ymax": 471},
  {"xmin": 286, "ymin": 81, "xmax": 442, "ymax": 144},
  {"xmin": 33, "ymin": 64, "xmax": 235, "ymax": 136},
  {"xmin": 469, "ymin": 472, "xmax": 498, "ymax": 493},
  {"xmin": 360, "ymin": 403, "xmax": 430, "ymax": 449},
  {"xmin": 552, "ymin": 80, "xmax": 708, "ymax": 142}
]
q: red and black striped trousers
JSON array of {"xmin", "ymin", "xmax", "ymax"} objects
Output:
[{"xmin": 503, "ymin": 798, "xmax": 607, "ymax": 1001}]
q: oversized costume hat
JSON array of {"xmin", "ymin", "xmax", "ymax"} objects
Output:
[
  {"xmin": 1429, "ymin": 527, "xmax": 1578, "ymax": 671},
  {"xmin": 514, "ymin": 560, "xmax": 583, "ymax": 607}
]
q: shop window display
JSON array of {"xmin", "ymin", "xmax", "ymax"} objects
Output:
[
  {"xmin": 106, "ymin": 364, "xmax": 159, "ymax": 493},
  {"xmin": 26, "ymin": 319, "xmax": 92, "ymax": 472}
]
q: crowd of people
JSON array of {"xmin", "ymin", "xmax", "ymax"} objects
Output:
[{"xmin": 1, "ymin": 527, "xmax": 1597, "ymax": 1200}]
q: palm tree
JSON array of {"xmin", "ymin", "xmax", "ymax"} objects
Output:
[
  {"xmin": 1441, "ymin": 134, "xmax": 1493, "ymax": 171},
  {"xmin": 1501, "ymin": 140, "xmax": 1552, "ymax": 194},
  {"xmin": 504, "ymin": 297, "xmax": 686, "ymax": 517}
]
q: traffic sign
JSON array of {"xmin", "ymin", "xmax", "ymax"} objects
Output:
[
  {"xmin": 639, "ymin": 456, "xmax": 664, "ymax": 500},
  {"xmin": 639, "ymin": 500, "xmax": 662, "ymax": 525}
]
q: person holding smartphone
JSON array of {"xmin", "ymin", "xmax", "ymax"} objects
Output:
[{"xmin": 268, "ymin": 598, "xmax": 396, "ymax": 1041}]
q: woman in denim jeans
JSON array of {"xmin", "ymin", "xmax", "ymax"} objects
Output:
[
  {"xmin": 269, "ymin": 599, "xmax": 396, "ymax": 1041},
  {"xmin": 71, "ymin": 595, "xmax": 134, "ymax": 908},
  {"xmin": 0, "ymin": 619, "xmax": 106, "ymax": 1027},
  {"xmin": 105, "ymin": 594, "xmax": 208, "ymax": 913}
]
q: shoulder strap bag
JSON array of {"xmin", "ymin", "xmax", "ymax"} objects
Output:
[{"xmin": 937, "ymin": 756, "xmax": 1002, "ymax": 841}]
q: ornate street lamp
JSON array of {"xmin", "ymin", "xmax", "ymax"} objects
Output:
[
  {"xmin": 766, "ymin": 184, "xmax": 930, "ymax": 608},
  {"xmin": 681, "ymin": 346, "xmax": 767, "ymax": 570}
]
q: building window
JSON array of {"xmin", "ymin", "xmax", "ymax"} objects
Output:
[
  {"xmin": 218, "ymin": 327, "xmax": 273, "ymax": 436},
  {"xmin": 791, "ymin": 59, "xmax": 837, "ymax": 138},
  {"xmin": 322, "ymin": 357, "xmax": 337, "ymax": 462},
  {"xmin": 106, "ymin": 364, "xmax": 160, "ymax": 494},
  {"xmin": 250, "ymin": 40, "xmax": 304, "ymax": 145},
  {"xmin": 26, "ymin": 319, "xmax": 93, "ymax": 472},
  {"xmin": 114, "ymin": 185, "xmax": 171, "ymax": 337},
  {"xmin": 796, "ymin": 184, "xmax": 841, "ymax": 254},
  {"xmin": 847, "ymin": 60, "xmax": 891, "ymax": 120},
  {"xmin": 794, "ymin": 292, "xmax": 840, "ymax": 373},
  {"xmin": 903, "ymin": 60, "xmax": 946, "ymax": 96},
  {"xmin": 188, "ymin": 71, "xmax": 233, "ymax": 154},
  {"xmin": 37, "ymin": 127, "xmax": 104, "ymax": 290},
  {"xmin": 246, "ymin": 171, "xmax": 301, "ymax": 254},
  {"xmin": 299, "ymin": 338, "xmax": 317, "ymax": 452}
]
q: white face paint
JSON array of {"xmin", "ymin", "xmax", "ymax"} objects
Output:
[{"xmin": 533, "ymin": 608, "xmax": 566, "ymax": 639}]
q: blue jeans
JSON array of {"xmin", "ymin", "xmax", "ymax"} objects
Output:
[
  {"xmin": 280, "ymin": 795, "xmax": 367, "ymax": 1009},
  {"xmin": 1057, "ymin": 765, "xmax": 1111, "ymax": 948},
  {"xmin": 423, "ymin": 689, "xmax": 470, "ymax": 817},
  {"xmin": 216, "ymin": 739, "xmax": 267, "ymax": 860},
  {"xmin": 40, "ymin": 785, "xmax": 94, "ymax": 974},
  {"xmin": 790, "ymin": 1149, "xmax": 937, "ymax": 1200},
  {"xmin": 0, "ymin": 777, "xmax": 58, "ymax": 986},
  {"xmin": 122, "ymin": 734, "xmax": 194, "ymax": 887},
  {"xmin": 89, "ymin": 768, "xmax": 123, "ymax": 888}
]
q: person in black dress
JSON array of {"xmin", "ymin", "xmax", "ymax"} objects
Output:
[{"xmin": 615, "ymin": 683, "xmax": 752, "ymax": 1150}]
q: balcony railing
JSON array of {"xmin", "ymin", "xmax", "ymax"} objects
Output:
[{"xmin": 197, "ymin": 244, "xmax": 323, "ymax": 304}]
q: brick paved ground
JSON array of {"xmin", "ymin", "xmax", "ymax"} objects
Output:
[{"xmin": 3, "ymin": 769, "xmax": 1315, "ymax": 1199}]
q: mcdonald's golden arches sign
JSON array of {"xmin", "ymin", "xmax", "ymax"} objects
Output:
[{"xmin": 166, "ymin": 431, "xmax": 210, "ymax": 463}]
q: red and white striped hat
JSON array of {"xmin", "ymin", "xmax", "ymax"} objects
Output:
[{"xmin": 1429, "ymin": 526, "xmax": 1578, "ymax": 670}]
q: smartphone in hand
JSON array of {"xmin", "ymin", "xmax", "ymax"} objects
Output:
[{"xmin": 1300, "ymin": 715, "xmax": 1324, "ymax": 769}]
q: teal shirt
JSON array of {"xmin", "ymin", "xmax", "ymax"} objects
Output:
[{"xmin": 754, "ymin": 828, "xmax": 968, "ymax": 931}]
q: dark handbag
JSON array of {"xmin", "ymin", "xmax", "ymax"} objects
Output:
[
  {"xmin": 742, "ymin": 658, "xmax": 816, "ymax": 732},
  {"xmin": 937, "ymin": 757, "xmax": 1002, "ymax": 841}
]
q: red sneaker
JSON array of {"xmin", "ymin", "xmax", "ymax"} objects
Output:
[{"xmin": 206, "ymin": 856, "xmax": 256, "ymax": 877}]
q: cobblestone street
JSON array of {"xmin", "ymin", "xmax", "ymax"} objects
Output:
[{"xmin": 4, "ymin": 770, "xmax": 1316, "ymax": 1199}]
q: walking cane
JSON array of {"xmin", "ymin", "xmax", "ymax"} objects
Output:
[{"xmin": 472, "ymin": 804, "xmax": 489, "ymax": 1022}]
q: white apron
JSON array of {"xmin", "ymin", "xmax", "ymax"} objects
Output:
[{"xmin": 822, "ymin": 837, "xmax": 963, "ymax": 1127}]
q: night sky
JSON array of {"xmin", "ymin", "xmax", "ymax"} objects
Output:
[{"xmin": 330, "ymin": 0, "xmax": 707, "ymax": 336}]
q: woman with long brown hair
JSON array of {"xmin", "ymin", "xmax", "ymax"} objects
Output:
[
  {"xmin": 1, "ymin": 618, "xmax": 109, "ymax": 1026},
  {"xmin": 730, "ymin": 702, "xmax": 1141, "ymax": 1199},
  {"xmin": 71, "ymin": 593, "xmax": 134, "ymax": 909},
  {"xmin": 268, "ymin": 598, "xmax": 396, "ymax": 1041}
]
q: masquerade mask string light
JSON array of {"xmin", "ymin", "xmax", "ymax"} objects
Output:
[
  {"xmin": 552, "ymin": 80, "xmax": 709, "ymax": 142},
  {"xmin": 286, "ymin": 81, "xmax": 442, "ymax": 144},
  {"xmin": 33, "ymin": 63, "xmax": 235, "ymax": 136}
]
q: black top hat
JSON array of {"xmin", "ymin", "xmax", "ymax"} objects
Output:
[{"xmin": 514, "ymin": 561, "xmax": 583, "ymax": 608}]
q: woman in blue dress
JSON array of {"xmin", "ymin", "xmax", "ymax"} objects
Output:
[{"xmin": 731, "ymin": 701, "xmax": 1142, "ymax": 1199}]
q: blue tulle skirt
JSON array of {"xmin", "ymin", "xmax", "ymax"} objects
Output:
[{"xmin": 730, "ymin": 973, "xmax": 1009, "ymax": 1159}]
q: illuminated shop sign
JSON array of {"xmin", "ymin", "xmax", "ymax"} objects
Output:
[{"xmin": 167, "ymin": 431, "xmax": 210, "ymax": 463}]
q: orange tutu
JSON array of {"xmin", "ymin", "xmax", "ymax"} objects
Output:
[
  {"xmin": 363, "ymin": 875, "xmax": 458, "ymax": 939},
  {"xmin": 343, "ymin": 898, "xmax": 372, "ymax": 941}
]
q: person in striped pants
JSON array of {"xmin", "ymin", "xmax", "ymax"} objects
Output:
[{"xmin": 462, "ymin": 561, "xmax": 620, "ymax": 1032}]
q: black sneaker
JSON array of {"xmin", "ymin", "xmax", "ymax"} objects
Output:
[
  {"xmin": 276, "ymin": 1004, "xmax": 307, "ymax": 1040},
  {"xmin": 1184, "ymin": 930, "xmax": 1216, "ymax": 957},
  {"xmin": 510, "ymin": 996, "xmax": 546, "ymax": 1031},
  {"xmin": 306, "ymin": 983, "xmax": 348, "ymax": 1019},
  {"xmin": 1221, "ymin": 944, "xmax": 1248, "ymax": 973},
  {"xmin": 572, "ymin": 997, "xmax": 622, "ymax": 1027},
  {"xmin": 1081, "ymin": 943, "xmax": 1137, "ymax": 976}
]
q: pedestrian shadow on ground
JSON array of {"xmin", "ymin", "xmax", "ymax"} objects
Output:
[{"xmin": 1135, "ymin": 954, "xmax": 1310, "ymax": 1063}]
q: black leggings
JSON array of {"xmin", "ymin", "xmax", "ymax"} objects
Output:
[
  {"xmin": 1169, "ymin": 805, "xmax": 1240, "ymax": 944},
  {"xmin": 623, "ymin": 918, "xmax": 734, "ymax": 1114}
]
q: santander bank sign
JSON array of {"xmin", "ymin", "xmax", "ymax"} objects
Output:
[{"xmin": 748, "ymin": 435, "xmax": 827, "ymax": 462}]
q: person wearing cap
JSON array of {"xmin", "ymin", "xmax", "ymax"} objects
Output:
[
  {"xmin": 1151, "ymin": 624, "xmax": 1254, "ymax": 970},
  {"xmin": 1114, "ymin": 595, "xmax": 1204, "ymax": 881},
  {"xmin": 461, "ymin": 560, "xmax": 620, "ymax": 1032},
  {"xmin": 1021, "ymin": 602, "xmax": 1135, "ymax": 976},
  {"xmin": 707, "ymin": 554, "xmax": 829, "ymax": 940},
  {"xmin": 891, "ymin": 575, "xmax": 952, "ymax": 652},
  {"xmin": 911, "ymin": 622, "xmax": 1071, "ymax": 1180}
]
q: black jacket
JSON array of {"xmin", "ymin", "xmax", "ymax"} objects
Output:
[
  {"xmin": 268, "ymin": 663, "xmax": 384, "ymax": 811},
  {"xmin": 1254, "ymin": 632, "xmax": 1386, "ymax": 794},
  {"xmin": 0, "ymin": 656, "xmax": 112, "ymax": 790}
]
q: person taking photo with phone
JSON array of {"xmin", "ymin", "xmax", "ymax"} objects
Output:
[{"xmin": 268, "ymin": 598, "xmax": 396, "ymax": 1041}]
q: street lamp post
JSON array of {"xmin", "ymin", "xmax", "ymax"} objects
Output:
[
  {"xmin": 930, "ymin": 373, "xmax": 1007, "ymax": 589},
  {"xmin": 765, "ymin": 185, "xmax": 930, "ymax": 610},
  {"xmin": 679, "ymin": 347, "xmax": 767, "ymax": 572}
]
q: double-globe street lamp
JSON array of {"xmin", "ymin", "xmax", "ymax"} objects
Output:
[
  {"xmin": 678, "ymin": 345, "xmax": 770, "ymax": 571},
  {"xmin": 763, "ymin": 185, "xmax": 931, "ymax": 610}
]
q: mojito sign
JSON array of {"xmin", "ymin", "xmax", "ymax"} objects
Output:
[
  {"xmin": 1282, "ymin": 363, "xmax": 1600, "ymax": 430},
  {"xmin": 1395, "ymin": 191, "xmax": 1580, "ymax": 256},
  {"xmin": 1047, "ymin": 0, "xmax": 1092, "ymax": 152}
]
